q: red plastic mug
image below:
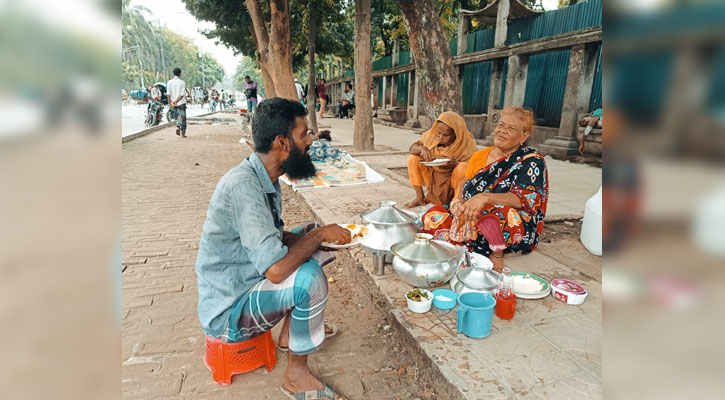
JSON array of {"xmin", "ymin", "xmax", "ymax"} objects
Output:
[{"xmin": 495, "ymin": 292, "xmax": 516, "ymax": 320}]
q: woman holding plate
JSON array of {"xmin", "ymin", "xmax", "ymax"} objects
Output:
[{"xmin": 405, "ymin": 111, "xmax": 478, "ymax": 208}]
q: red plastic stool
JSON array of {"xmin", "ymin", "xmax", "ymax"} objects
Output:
[{"xmin": 204, "ymin": 330, "xmax": 278, "ymax": 385}]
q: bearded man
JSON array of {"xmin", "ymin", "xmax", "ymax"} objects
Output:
[{"xmin": 195, "ymin": 97, "xmax": 349, "ymax": 399}]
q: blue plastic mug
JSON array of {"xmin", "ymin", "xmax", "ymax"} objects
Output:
[{"xmin": 457, "ymin": 292, "xmax": 496, "ymax": 338}]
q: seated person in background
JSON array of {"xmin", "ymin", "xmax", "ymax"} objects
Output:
[
  {"xmin": 316, "ymin": 129, "xmax": 332, "ymax": 141},
  {"xmin": 337, "ymin": 84, "xmax": 355, "ymax": 118},
  {"xmin": 578, "ymin": 108, "xmax": 602, "ymax": 155},
  {"xmin": 440, "ymin": 106, "xmax": 549, "ymax": 272},
  {"xmin": 405, "ymin": 111, "xmax": 478, "ymax": 208}
]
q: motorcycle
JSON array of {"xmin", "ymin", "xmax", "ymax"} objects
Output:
[
  {"xmin": 166, "ymin": 107, "xmax": 178, "ymax": 123},
  {"xmin": 145, "ymin": 99, "xmax": 164, "ymax": 127},
  {"xmin": 227, "ymin": 97, "xmax": 236, "ymax": 108}
]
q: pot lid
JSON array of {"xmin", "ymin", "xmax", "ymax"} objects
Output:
[
  {"xmin": 361, "ymin": 200, "xmax": 414, "ymax": 225},
  {"xmin": 457, "ymin": 256, "xmax": 499, "ymax": 289},
  {"xmin": 391, "ymin": 233, "xmax": 459, "ymax": 263}
]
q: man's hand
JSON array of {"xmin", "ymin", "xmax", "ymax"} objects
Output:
[
  {"xmin": 318, "ymin": 224, "xmax": 351, "ymax": 245},
  {"xmin": 419, "ymin": 146, "xmax": 433, "ymax": 162},
  {"xmin": 459, "ymin": 193, "xmax": 490, "ymax": 222}
]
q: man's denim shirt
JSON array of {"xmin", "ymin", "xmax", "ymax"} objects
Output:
[{"xmin": 195, "ymin": 152, "xmax": 287, "ymax": 337}]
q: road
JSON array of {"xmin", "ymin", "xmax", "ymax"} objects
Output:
[{"xmin": 122, "ymin": 103, "xmax": 210, "ymax": 138}]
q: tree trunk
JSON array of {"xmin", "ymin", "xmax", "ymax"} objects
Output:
[
  {"xmin": 259, "ymin": 57, "xmax": 276, "ymax": 98},
  {"xmin": 245, "ymin": 0, "xmax": 296, "ymax": 100},
  {"xmin": 248, "ymin": 25, "xmax": 276, "ymax": 98},
  {"xmin": 354, "ymin": 0, "xmax": 375, "ymax": 151},
  {"xmin": 268, "ymin": 0, "xmax": 298, "ymax": 100},
  {"xmin": 306, "ymin": 6, "xmax": 318, "ymax": 132},
  {"xmin": 396, "ymin": 0, "xmax": 462, "ymax": 129}
]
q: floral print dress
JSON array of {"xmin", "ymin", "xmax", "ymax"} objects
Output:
[{"xmin": 457, "ymin": 146, "xmax": 549, "ymax": 256}]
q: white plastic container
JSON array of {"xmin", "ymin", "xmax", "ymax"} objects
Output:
[
  {"xmin": 551, "ymin": 278, "xmax": 588, "ymax": 305},
  {"xmin": 406, "ymin": 288, "xmax": 433, "ymax": 313},
  {"xmin": 580, "ymin": 186, "xmax": 602, "ymax": 256}
]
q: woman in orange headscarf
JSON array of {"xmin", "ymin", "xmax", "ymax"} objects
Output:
[{"xmin": 405, "ymin": 111, "xmax": 478, "ymax": 208}]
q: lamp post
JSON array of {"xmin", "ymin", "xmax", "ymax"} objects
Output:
[{"xmin": 199, "ymin": 51, "xmax": 205, "ymax": 88}]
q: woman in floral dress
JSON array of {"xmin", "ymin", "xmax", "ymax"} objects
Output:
[{"xmin": 421, "ymin": 107, "xmax": 549, "ymax": 272}]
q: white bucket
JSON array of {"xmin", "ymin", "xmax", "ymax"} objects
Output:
[{"xmin": 580, "ymin": 186, "xmax": 602, "ymax": 256}]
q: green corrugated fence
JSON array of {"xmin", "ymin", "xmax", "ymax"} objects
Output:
[{"xmin": 368, "ymin": 0, "xmax": 602, "ymax": 126}]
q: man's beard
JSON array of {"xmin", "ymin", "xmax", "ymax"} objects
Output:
[{"xmin": 281, "ymin": 144, "xmax": 317, "ymax": 180}]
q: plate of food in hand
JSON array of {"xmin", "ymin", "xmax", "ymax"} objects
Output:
[
  {"xmin": 320, "ymin": 224, "xmax": 370, "ymax": 249},
  {"xmin": 421, "ymin": 158, "xmax": 452, "ymax": 167}
]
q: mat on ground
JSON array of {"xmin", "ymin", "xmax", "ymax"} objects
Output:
[{"xmin": 279, "ymin": 153, "xmax": 385, "ymax": 191}]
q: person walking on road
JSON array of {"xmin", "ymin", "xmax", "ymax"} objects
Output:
[
  {"xmin": 167, "ymin": 67, "xmax": 188, "ymax": 137},
  {"xmin": 244, "ymin": 76, "xmax": 258, "ymax": 123}
]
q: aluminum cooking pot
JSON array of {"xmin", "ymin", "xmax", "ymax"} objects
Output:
[
  {"xmin": 391, "ymin": 233, "xmax": 463, "ymax": 288},
  {"xmin": 360, "ymin": 201, "xmax": 419, "ymax": 271}
]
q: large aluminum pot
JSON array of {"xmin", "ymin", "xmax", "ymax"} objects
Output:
[
  {"xmin": 391, "ymin": 233, "xmax": 462, "ymax": 288},
  {"xmin": 360, "ymin": 201, "xmax": 419, "ymax": 265}
]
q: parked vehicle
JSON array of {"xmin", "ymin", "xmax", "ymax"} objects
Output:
[
  {"xmin": 145, "ymin": 99, "xmax": 164, "ymax": 127},
  {"xmin": 130, "ymin": 89, "xmax": 150, "ymax": 104},
  {"xmin": 166, "ymin": 107, "xmax": 177, "ymax": 123}
]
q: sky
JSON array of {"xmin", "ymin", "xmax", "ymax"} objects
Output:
[
  {"xmin": 542, "ymin": 0, "xmax": 558, "ymax": 11},
  {"xmin": 130, "ymin": 0, "xmax": 243, "ymax": 77}
]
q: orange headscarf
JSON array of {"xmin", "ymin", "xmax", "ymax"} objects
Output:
[
  {"xmin": 420, "ymin": 111, "xmax": 478, "ymax": 163},
  {"xmin": 418, "ymin": 111, "xmax": 478, "ymax": 205}
]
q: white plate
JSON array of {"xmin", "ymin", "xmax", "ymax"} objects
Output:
[
  {"xmin": 511, "ymin": 272, "xmax": 551, "ymax": 300},
  {"xmin": 421, "ymin": 158, "xmax": 451, "ymax": 167},
  {"xmin": 515, "ymin": 286, "xmax": 551, "ymax": 299},
  {"xmin": 320, "ymin": 224, "xmax": 369, "ymax": 249}
]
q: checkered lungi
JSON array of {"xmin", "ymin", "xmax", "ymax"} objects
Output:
[{"xmin": 226, "ymin": 222, "xmax": 335, "ymax": 355}]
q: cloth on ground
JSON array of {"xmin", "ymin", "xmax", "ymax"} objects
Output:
[
  {"xmin": 280, "ymin": 153, "xmax": 384, "ymax": 190},
  {"xmin": 307, "ymin": 139, "xmax": 346, "ymax": 162}
]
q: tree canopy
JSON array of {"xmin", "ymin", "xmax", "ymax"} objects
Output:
[
  {"xmin": 182, "ymin": 0, "xmax": 352, "ymax": 74},
  {"xmin": 122, "ymin": 0, "xmax": 224, "ymax": 90}
]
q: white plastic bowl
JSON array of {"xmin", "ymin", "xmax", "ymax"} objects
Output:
[{"xmin": 406, "ymin": 288, "xmax": 433, "ymax": 313}]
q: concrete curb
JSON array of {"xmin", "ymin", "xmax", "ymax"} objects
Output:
[
  {"xmin": 122, "ymin": 122, "xmax": 174, "ymax": 143},
  {"xmin": 122, "ymin": 111, "xmax": 218, "ymax": 143}
]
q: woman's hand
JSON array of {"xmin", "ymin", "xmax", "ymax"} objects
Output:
[
  {"xmin": 419, "ymin": 146, "xmax": 432, "ymax": 162},
  {"xmin": 459, "ymin": 193, "xmax": 490, "ymax": 222},
  {"xmin": 444, "ymin": 159, "xmax": 458, "ymax": 169}
]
